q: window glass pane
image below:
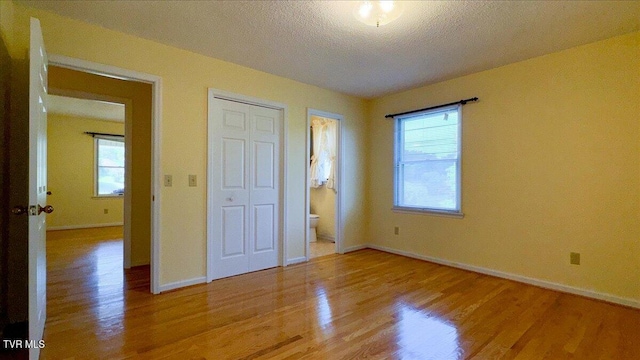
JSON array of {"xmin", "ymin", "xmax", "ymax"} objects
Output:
[
  {"xmin": 400, "ymin": 160, "xmax": 457, "ymax": 210},
  {"xmin": 97, "ymin": 138, "xmax": 125, "ymax": 196},
  {"xmin": 402, "ymin": 111, "xmax": 459, "ymax": 161},
  {"xmin": 98, "ymin": 166, "xmax": 125, "ymax": 195},
  {"xmin": 98, "ymin": 139, "xmax": 124, "ymax": 167}
]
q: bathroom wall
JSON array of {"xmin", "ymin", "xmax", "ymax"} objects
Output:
[{"xmin": 310, "ymin": 186, "xmax": 335, "ymax": 240}]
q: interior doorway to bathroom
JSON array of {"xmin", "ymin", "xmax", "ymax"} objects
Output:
[{"xmin": 306, "ymin": 109, "xmax": 343, "ymax": 259}]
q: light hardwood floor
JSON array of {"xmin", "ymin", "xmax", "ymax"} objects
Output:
[{"xmin": 42, "ymin": 227, "xmax": 640, "ymax": 359}]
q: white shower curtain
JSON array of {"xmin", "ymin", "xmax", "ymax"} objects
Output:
[
  {"xmin": 309, "ymin": 117, "xmax": 337, "ymax": 192},
  {"xmin": 310, "ymin": 119, "xmax": 326, "ymax": 188},
  {"xmin": 325, "ymin": 121, "xmax": 337, "ymax": 191}
]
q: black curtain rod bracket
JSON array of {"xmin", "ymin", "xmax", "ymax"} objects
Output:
[
  {"xmin": 385, "ymin": 97, "xmax": 479, "ymax": 119},
  {"xmin": 85, "ymin": 131, "xmax": 124, "ymax": 138}
]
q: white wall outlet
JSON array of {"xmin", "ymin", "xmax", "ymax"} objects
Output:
[
  {"xmin": 189, "ymin": 174, "xmax": 197, "ymax": 187},
  {"xmin": 164, "ymin": 174, "xmax": 173, "ymax": 187}
]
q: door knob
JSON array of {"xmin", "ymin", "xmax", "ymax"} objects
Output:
[
  {"xmin": 12, "ymin": 205, "xmax": 54, "ymax": 216},
  {"xmin": 38, "ymin": 205, "xmax": 54, "ymax": 214}
]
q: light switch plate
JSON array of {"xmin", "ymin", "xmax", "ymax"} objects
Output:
[
  {"xmin": 189, "ymin": 174, "xmax": 197, "ymax": 187},
  {"xmin": 164, "ymin": 175, "xmax": 173, "ymax": 187}
]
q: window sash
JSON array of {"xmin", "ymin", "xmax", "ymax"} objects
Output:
[
  {"xmin": 393, "ymin": 105, "xmax": 462, "ymax": 214},
  {"xmin": 95, "ymin": 137, "xmax": 125, "ymax": 197}
]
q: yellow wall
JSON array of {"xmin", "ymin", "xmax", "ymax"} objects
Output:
[
  {"xmin": 310, "ymin": 186, "xmax": 336, "ymax": 240},
  {"xmin": 368, "ymin": 32, "xmax": 640, "ymax": 302},
  {"xmin": 47, "ymin": 114, "xmax": 124, "ymax": 228},
  {"xmin": 11, "ymin": 3, "xmax": 369, "ymax": 285},
  {"xmin": 0, "ymin": 0, "xmax": 14, "ymax": 56}
]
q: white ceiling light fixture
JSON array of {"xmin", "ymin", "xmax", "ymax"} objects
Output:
[{"xmin": 354, "ymin": 1, "xmax": 404, "ymax": 27}]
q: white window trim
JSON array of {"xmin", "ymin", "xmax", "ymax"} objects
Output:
[
  {"xmin": 94, "ymin": 135, "xmax": 125, "ymax": 198},
  {"xmin": 392, "ymin": 104, "xmax": 464, "ymax": 218}
]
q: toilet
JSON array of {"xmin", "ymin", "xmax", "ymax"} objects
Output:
[{"xmin": 309, "ymin": 214, "xmax": 320, "ymax": 242}]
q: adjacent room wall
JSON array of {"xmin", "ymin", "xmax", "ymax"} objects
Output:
[
  {"xmin": 368, "ymin": 32, "xmax": 640, "ymax": 303},
  {"xmin": 11, "ymin": 2, "xmax": 369, "ymax": 285},
  {"xmin": 47, "ymin": 113, "xmax": 125, "ymax": 229}
]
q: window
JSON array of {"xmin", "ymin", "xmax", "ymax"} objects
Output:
[
  {"xmin": 394, "ymin": 105, "xmax": 462, "ymax": 215},
  {"xmin": 95, "ymin": 137, "xmax": 125, "ymax": 197}
]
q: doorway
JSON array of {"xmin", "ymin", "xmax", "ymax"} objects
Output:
[
  {"xmin": 306, "ymin": 109, "xmax": 344, "ymax": 260},
  {"xmin": 47, "ymin": 55, "xmax": 162, "ymax": 293}
]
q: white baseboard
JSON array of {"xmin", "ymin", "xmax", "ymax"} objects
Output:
[
  {"xmin": 286, "ymin": 257, "xmax": 307, "ymax": 266},
  {"xmin": 47, "ymin": 222, "xmax": 124, "ymax": 231},
  {"xmin": 367, "ymin": 244, "xmax": 640, "ymax": 309},
  {"xmin": 342, "ymin": 244, "xmax": 368, "ymax": 253},
  {"xmin": 158, "ymin": 276, "xmax": 206, "ymax": 293}
]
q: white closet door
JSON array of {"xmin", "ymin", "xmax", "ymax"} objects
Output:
[
  {"xmin": 210, "ymin": 98, "xmax": 280, "ymax": 280},
  {"xmin": 249, "ymin": 105, "xmax": 280, "ymax": 272}
]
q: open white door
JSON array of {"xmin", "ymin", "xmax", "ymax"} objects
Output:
[{"xmin": 28, "ymin": 17, "xmax": 49, "ymax": 360}]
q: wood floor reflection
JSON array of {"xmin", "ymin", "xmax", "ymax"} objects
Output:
[{"xmin": 43, "ymin": 228, "xmax": 640, "ymax": 359}]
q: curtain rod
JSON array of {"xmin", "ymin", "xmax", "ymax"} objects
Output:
[
  {"xmin": 84, "ymin": 131, "xmax": 124, "ymax": 138},
  {"xmin": 384, "ymin": 97, "xmax": 479, "ymax": 119}
]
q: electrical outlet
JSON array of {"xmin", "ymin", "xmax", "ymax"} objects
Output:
[
  {"xmin": 394, "ymin": 226, "xmax": 399, "ymax": 235},
  {"xmin": 164, "ymin": 175, "xmax": 173, "ymax": 187},
  {"xmin": 570, "ymin": 252, "xmax": 580, "ymax": 265},
  {"xmin": 104, "ymin": 209, "xmax": 109, "ymax": 214},
  {"xmin": 189, "ymin": 174, "xmax": 197, "ymax": 187}
]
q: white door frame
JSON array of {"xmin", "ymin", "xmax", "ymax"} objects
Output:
[
  {"xmin": 206, "ymin": 89, "xmax": 288, "ymax": 282},
  {"xmin": 48, "ymin": 54, "xmax": 163, "ymax": 294},
  {"xmin": 305, "ymin": 109, "xmax": 344, "ymax": 259}
]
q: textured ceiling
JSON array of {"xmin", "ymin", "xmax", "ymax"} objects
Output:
[
  {"xmin": 48, "ymin": 95, "xmax": 125, "ymax": 122},
  {"xmin": 20, "ymin": 1, "xmax": 640, "ymax": 98}
]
